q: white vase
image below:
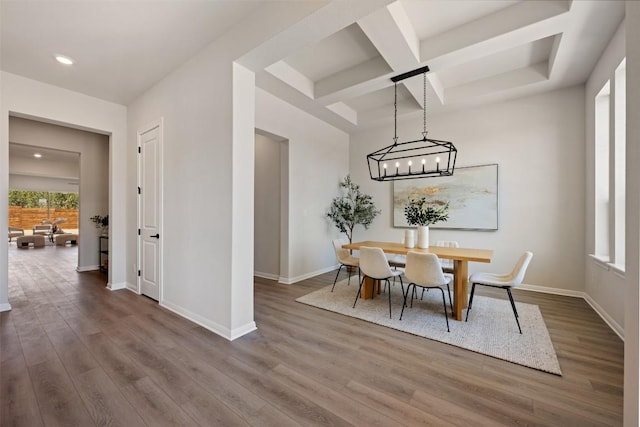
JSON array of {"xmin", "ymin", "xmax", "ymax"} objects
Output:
[
  {"xmin": 417, "ymin": 225, "xmax": 429, "ymax": 248},
  {"xmin": 404, "ymin": 229, "xmax": 415, "ymax": 248}
]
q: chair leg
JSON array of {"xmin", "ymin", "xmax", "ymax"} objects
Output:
[
  {"xmin": 465, "ymin": 283, "xmax": 477, "ymax": 322},
  {"xmin": 353, "ymin": 276, "xmax": 366, "ymax": 308},
  {"xmin": 331, "ymin": 264, "xmax": 344, "ymax": 292},
  {"xmin": 400, "ymin": 284, "xmax": 414, "ymax": 320},
  {"xmin": 347, "ymin": 265, "xmax": 352, "ymax": 287},
  {"xmin": 506, "ymin": 288, "xmax": 522, "ymax": 334},
  {"xmin": 438, "ymin": 287, "xmax": 450, "ymax": 332},
  {"xmin": 445, "ymin": 283, "xmax": 453, "ymax": 312},
  {"xmin": 387, "ymin": 279, "xmax": 392, "ymax": 319}
]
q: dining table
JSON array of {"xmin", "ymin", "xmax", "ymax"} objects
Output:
[{"xmin": 342, "ymin": 241, "xmax": 494, "ymax": 321}]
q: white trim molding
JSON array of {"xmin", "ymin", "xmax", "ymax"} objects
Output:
[
  {"xmin": 254, "ymin": 271, "xmax": 279, "ymax": 281},
  {"xmin": 583, "ymin": 293, "xmax": 624, "ymax": 340},
  {"xmin": 160, "ymin": 299, "xmax": 256, "ymax": 341},
  {"xmin": 107, "ymin": 281, "xmax": 127, "ymax": 291},
  {"xmin": 76, "ymin": 265, "xmax": 99, "ymax": 272},
  {"xmin": 278, "ymin": 264, "xmax": 339, "ymax": 285},
  {"xmin": 0, "ymin": 302, "xmax": 12, "ymax": 312}
]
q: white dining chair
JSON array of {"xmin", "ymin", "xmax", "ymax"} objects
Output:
[
  {"xmin": 400, "ymin": 252, "xmax": 452, "ymax": 332},
  {"xmin": 331, "ymin": 239, "xmax": 360, "ymax": 292},
  {"xmin": 434, "ymin": 240, "xmax": 459, "ymax": 273},
  {"xmin": 465, "ymin": 251, "xmax": 533, "ymax": 334},
  {"xmin": 354, "ymin": 246, "xmax": 404, "ymax": 319}
]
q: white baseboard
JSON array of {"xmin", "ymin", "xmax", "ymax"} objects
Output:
[
  {"xmin": 126, "ymin": 282, "xmax": 139, "ymax": 293},
  {"xmin": 279, "ymin": 264, "xmax": 338, "ymax": 285},
  {"xmin": 518, "ymin": 283, "xmax": 584, "ymax": 298},
  {"xmin": 160, "ymin": 299, "xmax": 257, "ymax": 341},
  {"xmin": 519, "ymin": 283, "xmax": 624, "ymax": 341},
  {"xmin": 0, "ymin": 303, "xmax": 12, "ymax": 312},
  {"xmin": 583, "ymin": 293, "xmax": 624, "ymax": 341},
  {"xmin": 230, "ymin": 321, "xmax": 258, "ymax": 340},
  {"xmin": 76, "ymin": 265, "xmax": 99, "ymax": 272},
  {"xmin": 107, "ymin": 281, "xmax": 127, "ymax": 291},
  {"xmin": 254, "ymin": 271, "xmax": 279, "ymax": 281}
]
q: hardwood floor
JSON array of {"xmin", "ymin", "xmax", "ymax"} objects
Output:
[{"xmin": 1, "ymin": 243, "xmax": 623, "ymax": 426}]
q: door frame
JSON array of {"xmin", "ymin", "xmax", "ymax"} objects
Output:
[{"xmin": 136, "ymin": 118, "xmax": 164, "ymax": 300}]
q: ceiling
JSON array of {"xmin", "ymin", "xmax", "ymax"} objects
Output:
[
  {"xmin": 0, "ymin": 0, "xmax": 625, "ymax": 133},
  {"xmin": 9, "ymin": 143, "xmax": 79, "ymax": 164}
]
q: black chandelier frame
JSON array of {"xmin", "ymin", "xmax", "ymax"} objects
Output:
[{"xmin": 367, "ymin": 65, "xmax": 457, "ymax": 182}]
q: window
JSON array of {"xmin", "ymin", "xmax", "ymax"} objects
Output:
[
  {"xmin": 593, "ymin": 57, "xmax": 626, "ymax": 273},
  {"xmin": 594, "ymin": 81, "xmax": 610, "ymax": 259},
  {"xmin": 613, "ymin": 59, "xmax": 626, "ymax": 269}
]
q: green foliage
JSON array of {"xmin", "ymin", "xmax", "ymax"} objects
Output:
[
  {"xmin": 327, "ymin": 175, "xmax": 380, "ymax": 243},
  {"xmin": 8, "ymin": 190, "xmax": 78, "ymax": 209},
  {"xmin": 90, "ymin": 215, "xmax": 109, "ymax": 228},
  {"xmin": 404, "ymin": 197, "xmax": 449, "ymax": 226}
]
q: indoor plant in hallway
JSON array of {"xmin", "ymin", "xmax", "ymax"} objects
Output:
[
  {"xmin": 90, "ymin": 214, "xmax": 109, "ymax": 235},
  {"xmin": 404, "ymin": 197, "xmax": 449, "ymax": 248},
  {"xmin": 327, "ymin": 175, "xmax": 380, "ymax": 245}
]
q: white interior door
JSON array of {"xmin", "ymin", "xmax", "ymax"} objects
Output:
[{"xmin": 138, "ymin": 122, "xmax": 162, "ymax": 300}]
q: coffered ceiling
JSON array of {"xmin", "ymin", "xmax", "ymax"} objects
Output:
[{"xmin": 0, "ymin": 0, "xmax": 625, "ymax": 133}]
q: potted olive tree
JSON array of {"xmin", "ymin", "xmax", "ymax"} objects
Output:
[
  {"xmin": 327, "ymin": 175, "xmax": 380, "ymax": 245},
  {"xmin": 404, "ymin": 197, "xmax": 449, "ymax": 248}
]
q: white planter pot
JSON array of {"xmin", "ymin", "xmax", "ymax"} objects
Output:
[
  {"xmin": 404, "ymin": 229, "xmax": 415, "ymax": 248},
  {"xmin": 417, "ymin": 225, "xmax": 429, "ymax": 248}
]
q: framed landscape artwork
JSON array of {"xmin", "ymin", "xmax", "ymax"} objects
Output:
[{"xmin": 393, "ymin": 163, "xmax": 498, "ymax": 230}]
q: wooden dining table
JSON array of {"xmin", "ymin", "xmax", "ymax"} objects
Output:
[{"xmin": 343, "ymin": 241, "xmax": 493, "ymax": 321}]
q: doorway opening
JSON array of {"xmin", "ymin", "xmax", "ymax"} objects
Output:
[
  {"xmin": 7, "ymin": 116, "xmax": 109, "ymax": 287},
  {"xmin": 254, "ymin": 129, "xmax": 289, "ymax": 283}
]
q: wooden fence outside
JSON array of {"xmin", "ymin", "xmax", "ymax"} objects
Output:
[{"xmin": 9, "ymin": 206, "xmax": 79, "ymax": 230}]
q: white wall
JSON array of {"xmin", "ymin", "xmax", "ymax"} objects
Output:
[
  {"xmin": 10, "ymin": 153, "xmax": 78, "ymax": 180},
  {"xmin": 585, "ymin": 21, "xmax": 626, "ymax": 336},
  {"xmin": 0, "ymin": 72, "xmax": 128, "ymax": 311},
  {"xmin": 624, "ymin": 2, "xmax": 640, "ymax": 425},
  {"xmin": 254, "ymin": 132, "xmax": 282, "ymax": 280},
  {"xmin": 350, "ymin": 86, "xmax": 586, "ymax": 292},
  {"xmin": 9, "ymin": 117, "xmax": 108, "ymax": 269},
  {"xmin": 255, "ymin": 88, "xmax": 350, "ymax": 283},
  {"xmin": 9, "ymin": 175, "xmax": 78, "ymax": 193}
]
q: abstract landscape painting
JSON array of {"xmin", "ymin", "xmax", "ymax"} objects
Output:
[{"xmin": 393, "ymin": 164, "xmax": 498, "ymax": 230}]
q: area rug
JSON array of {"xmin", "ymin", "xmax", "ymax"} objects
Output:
[{"xmin": 296, "ymin": 279, "xmax": 562, "ymax": 375}]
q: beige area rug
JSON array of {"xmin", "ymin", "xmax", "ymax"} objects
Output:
[{"xmin": 297, "ymin": 279, "xmax": 562, "ymax": 375}]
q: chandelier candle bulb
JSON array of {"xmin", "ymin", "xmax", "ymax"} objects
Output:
[
  {"xmin": 421, "ymin": 158, "xmax": 426, "ymax": 173},
  {"xmin": 436, "ymin": 157, "xmax": 440, "ymax": 172},
  {"xmin": 383, "ymin": 163, "xmax": 387, "ymax": 177},
  {"xmin": 395, "ymin": 162, "xmax": 399, "ymax": 175},
  {"xmin": 408, "ymin": 160, "xmax": 412, "ymax": 174}
]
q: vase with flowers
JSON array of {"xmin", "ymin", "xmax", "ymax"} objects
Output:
[
  {"xmin": 90, "ymin": 214, "xmax": 109, "ymax": 235},
  {"xmin": 404, "ymin": 197, "xmax": 449, "ymax": 248}
]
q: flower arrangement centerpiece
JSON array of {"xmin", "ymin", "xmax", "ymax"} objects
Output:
[
  {"xmin": 404, "ymin": 197, "xmax": 449, "ymax": 248},
  {"xmin": 90, "ymin": 214, "xmax": 109, "ymax": 235}
]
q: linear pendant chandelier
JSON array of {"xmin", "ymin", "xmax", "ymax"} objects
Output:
[{"xmin": 367, "ymin": 65, "xmax": 457, "ymax": 181}]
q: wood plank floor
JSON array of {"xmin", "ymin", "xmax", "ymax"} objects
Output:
[{"xmin": 1, "ymin": 244, "xmax": 623, "ymax": 426}]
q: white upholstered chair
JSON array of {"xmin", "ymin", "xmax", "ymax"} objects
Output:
[
  {"xmin": 331, "ymin": 239, "xmax": 360, "ymax": 292},
  {"xmin": 434, "ymin": 240, "xmax": 459, "ymax": 273},
  {"xmin": 400, "ymin": 252, "xmax": 452, "ymax": 332},
  {"xmin": 354, "ymin": 246, "xmax": 404, "ymax": 319},
  {"xmin": 465, "ymin": 251, "xmax": 533, "ymax": 334}
]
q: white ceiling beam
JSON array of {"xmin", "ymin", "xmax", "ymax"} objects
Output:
[
  {"xmin": 265, "ymin": 61, "xmax": 315, "ymax": 99},
  {"xmin": 315, "ymin": 56, "xmax": 392, "ymax": 104},
  {"xmin": 421, "ymin": 1, "xmax": 570, "ymax": 71},
  {"xmin": 357, "ymin": 2, "xmax": 426, "ymax": 108},
  {"xmin": 238, "ymin": 0, "xmax": 395, "ymax": 72},
  {"xmin": 444, "ymin": 63, "xmax": 548, "ymax": 104},
  {"xmin": 326, "ymin": 102, "xmax": 358, "ymax": 125},
  {"xmin": 256, "ymin": 70, "xmax": 358, "ymax": 132},
  {"xmin": 314, "ymin": 0, "xmax": 570, "ymax": 109}
]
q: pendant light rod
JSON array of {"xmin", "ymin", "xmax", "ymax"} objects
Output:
[{"xmin": 390, "ymin": 65, "xmax": 430, "ymax": 83}]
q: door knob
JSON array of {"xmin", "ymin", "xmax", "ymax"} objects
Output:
[{"xmin": 150, "ymin": 234, "xmax": 160, "ymax": 239}]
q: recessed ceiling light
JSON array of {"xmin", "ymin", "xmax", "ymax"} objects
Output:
[
  {"xmin": 33, "ymin": 153, "xmax": 42, "ymax": 158},
  {"xmin": 55, "ymin": 55, "xmax": 74, "ymax": 65}
]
